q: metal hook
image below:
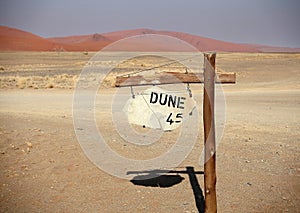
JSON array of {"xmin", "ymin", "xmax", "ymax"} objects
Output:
[
  {"xmin": 130, "ymin": 85, "xmax": 135, "ymax": 99},
  {"xmin": 187, "ymin": 83, "xmax": 192, "ymax": 98},
  {"xmin": 127, "ymin": 74, "xmax": 135, "ymax": 99},
  {"xmin": 185, "ymin": 67, "xmax": 192, "ymax": 98}
]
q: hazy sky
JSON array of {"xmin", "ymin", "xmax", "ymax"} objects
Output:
[{"xmin": 0, "ymin": 0, "xmax": 299, "ymax": 47}]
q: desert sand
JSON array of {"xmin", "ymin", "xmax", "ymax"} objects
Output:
[{"xmin": 0, "ymin": 52, "xmax": 299, "ymax": 212}]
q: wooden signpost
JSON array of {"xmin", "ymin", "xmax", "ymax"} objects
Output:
[
  {"xmin": 203, "ymin": 53, "xmax": 217, "ymax": 213},
  {"xmin": 115, "ymin": 53, "xmax": 236, "ymax": 213}
]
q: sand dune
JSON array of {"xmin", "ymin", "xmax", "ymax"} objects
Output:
[
  {"xmin": 0, "ymin": 26, "xmax": 60, "ymax": 51},
  {"xmin": 1, "ymin": 26, "xmax": 299, "ymax": 52}
]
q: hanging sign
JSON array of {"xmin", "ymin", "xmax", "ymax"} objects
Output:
[{"xmin": 123, "ymin": 86, "xmax": 197, "ymax": 131}]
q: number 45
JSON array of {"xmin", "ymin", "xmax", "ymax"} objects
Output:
[{"xmin": 166, "ymin": 113, "xmax": 183, "ymax": 125}]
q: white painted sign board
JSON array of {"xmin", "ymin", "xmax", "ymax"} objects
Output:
[{"xmin": 123, "ymin": 86, "xmax": 197, "ymax": 131}]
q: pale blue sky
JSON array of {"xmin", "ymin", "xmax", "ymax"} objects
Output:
[{"xmin": 0, "ymin": 0, "xmax": 299, "ymax": 47}]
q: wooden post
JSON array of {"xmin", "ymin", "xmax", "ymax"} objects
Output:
[{"xmin": 203, "ymin": 53, "xmax": 217, "ymax": 213}]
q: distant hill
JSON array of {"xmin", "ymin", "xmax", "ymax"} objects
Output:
[
  {"xmin": 0, "ymin": 26, "xmax": 299, "ymax": 52},
  {"xmin": 0, "ymin": 26, "xmax": 60, "ymax": 51}
]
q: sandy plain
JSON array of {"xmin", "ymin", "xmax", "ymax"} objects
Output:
[{"xmin": 0, "ymin": 52, "xmax": 299, "ymax": 212}]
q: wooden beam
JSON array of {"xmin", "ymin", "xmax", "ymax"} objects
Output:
[
  {"xmin": 115, "ymin": 71, "xmax": 235, "ymax": 87},
  {"xmin": 203, "ymin": 53, "xmax": 217, "ymax": 213}
]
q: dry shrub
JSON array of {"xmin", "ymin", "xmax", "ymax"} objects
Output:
[
  {"xmin": 47, "ymin": 83, "xmax": 54, "ymax": 89},
  {"xmin": 17, "ymin": 78, "xmax": 27, "ymax": 89},
  {"xmin": 46, "ymin": 78, "xmax": 55, "ymax": 88}
]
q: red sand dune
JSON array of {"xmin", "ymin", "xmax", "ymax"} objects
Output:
[
  {"xmin": 0, "ymin": 26, "xmax": 63, "ymax": 51},
  {"xmin": 0, "ymin": 26, "xmax": 299, "ymax": 52},
  {"xmin": 50, "ymin": 28, "xmax": 260, "ymax": 52}
]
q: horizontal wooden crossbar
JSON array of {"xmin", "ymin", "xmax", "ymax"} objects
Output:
[{"xmin": 115, "ymin": 71, "xmax": 236, "ymax": 87}]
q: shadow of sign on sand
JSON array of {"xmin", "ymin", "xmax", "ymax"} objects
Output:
[
  {"xmin": 128, "ymin": 167, "xmax": 205, "ymax": 212},
  {"xmin": 131, "ymin": 174, "xmax": 184, "ymax": 188}
]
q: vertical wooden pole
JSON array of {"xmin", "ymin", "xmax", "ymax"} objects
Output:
[{"xmin": 203, "ymin": 53, "xmax": 217, "ymax": 213}]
